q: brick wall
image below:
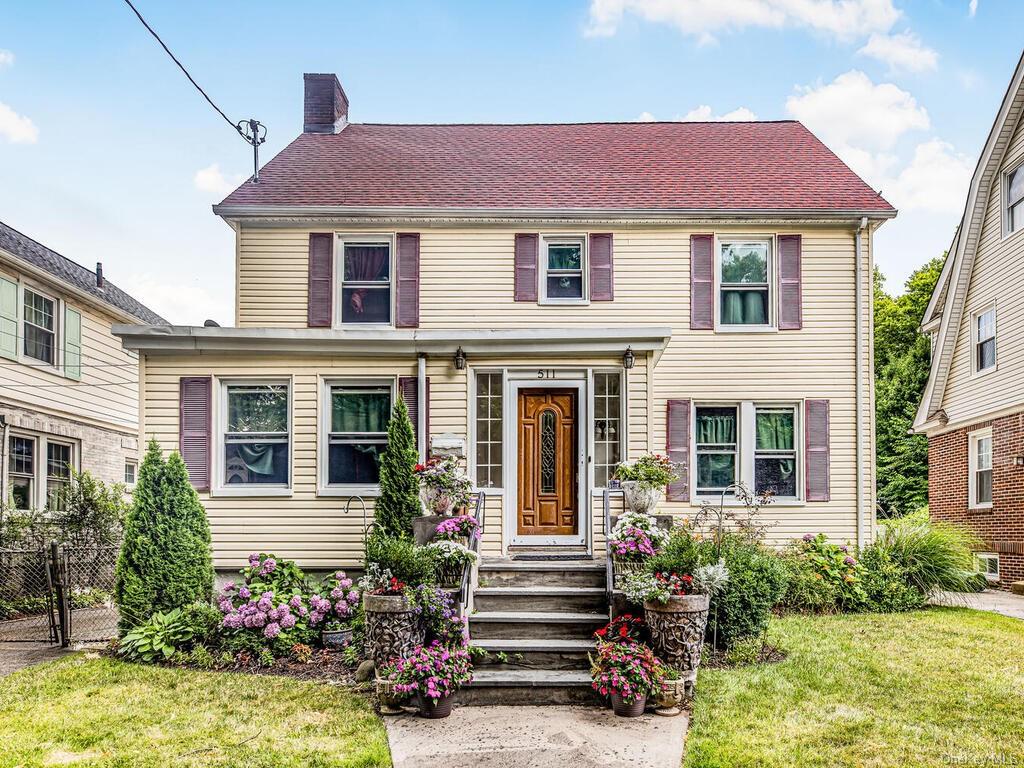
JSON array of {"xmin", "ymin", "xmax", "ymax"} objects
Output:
[{"xmin": 929, "ymin": 411, "xmax": 1024, "ymax": 589}]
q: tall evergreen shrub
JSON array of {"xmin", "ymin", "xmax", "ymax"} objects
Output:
[
  {"xmin": 114, "ymin": 440, "xmax": 214, "ymax": 633},
  {"xmin": 373, "ymin": 397, "xmax": 421, "ymax": 540}
]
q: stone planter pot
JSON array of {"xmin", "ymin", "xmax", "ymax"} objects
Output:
[
  {"xmin": 321, "ymin": 627, "xmax": 353, "ymax": 650},
  {"xmin": 654, "ymin": 678, "xmax": 687, "ymax": 717},
  {"xmin": 620, "ymin": 481, "xmax": 663, "ymax": 515},
  {"xmin": 412, "ymin": 515, "xmax": 447, "ymax": 546},
  {"xmin": 364, "ymin": 593, "xmax": 425, "ymax": 669},
  {"xmin": 375, "ymin": 676, "xmax": 407, "ymax": 716},
  {"xmin": 611, "ymin": 558, "xmax": 646, "ymax": 590},
  {"xmin": 610, "ymin": 692, "xmax": 647, "ymax": 718},
  {"xmin": 644, "ymin": 593, "xmax": 710, "ymax": 690},
  {"xmin": 420, "ymin": 486, "xmax": 457, "ymax": 516},
  {"xmin": 417, "ymin": 692, "xmax": 455, "ymax": 719}
]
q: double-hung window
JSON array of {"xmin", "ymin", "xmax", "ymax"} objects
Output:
[
  {"xmin": 23, "ymin": 288, "xmax": 56, "ymax": 365},
  {"xmin": 7, "ymin": 434, "xmax": 76, "ymax": 510},
  {"xmin": 325, "ymin": 381, "xmax": 392, "ymax": 488},
  {"xmin": 593, "ymin": 372, "xmax": 623, "ymax": 488},
  {"xmin": 46, "ymin": 441, "xmax": 73, "ymax": 510},
  {"xmin": 754, "ymin": 407, "xmax": 798, "ymax": 498},
  {"xmin": 223, "ymin": 383, "xmax": 290, "ymax": 487},
  {"xmin": 719, "ymin": 240, "xmax": 771, "ymax": 327},
  {"xmin": 1008, "ymin": 166, "xmax": 1024, "ymax": 235},
  {"xmin": 474, "ymin": 372, "xmax": 503, "ymax": 489},
  {"xmin": 542, "ymin": 238, "xmax": 586, "ymax": 302},
  {"xmin": 9, "ymin": 436, "xmax": 35, "ymax": 510},
  {"xmin": 974, "ymin": 307, "xmax": 996, "ymax": 373},
  {"xmin": 340, "ymin": 240, "xmax": 392, "ymax": 324},
  {"xmin": 695, "ymin": 406, "xmax": 739, "ymax": 494},
  {"xmin": 969, "ymin": 429, "xmax": 992, "ymax": 509}
]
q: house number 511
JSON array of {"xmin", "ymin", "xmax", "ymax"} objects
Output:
[{"xmin": 537, "ymin": 369, "xmax": 555, "ymax": 379}]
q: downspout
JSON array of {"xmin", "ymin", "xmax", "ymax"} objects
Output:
[
  {"xmin": 0, "ymin": 417, "xmax": 8, "ymax": 513},
  {"xmin": 417, "ymin": 354, "xmax": 427, "ymax": 463},
  {"xmin": 855, "ymin": 216, "xmax": 868, "ymax": 551}
]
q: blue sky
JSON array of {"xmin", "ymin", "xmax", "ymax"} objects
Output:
[{"xmin": 0, "ymin": 0, "xmax": 1021, "ymax": 323}]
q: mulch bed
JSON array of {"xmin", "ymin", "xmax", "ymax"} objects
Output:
[
  {"xmin": 247, "ymin": 649, "xmax": 359, "ymax": 686},
  {"xmin": 702, "ymin": 644, "xmax": 787, "ymax": 669}
]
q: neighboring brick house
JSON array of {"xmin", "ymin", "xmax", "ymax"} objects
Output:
[
  {"xmin": 915, "ymin": 51, "xmax": 1024, "ymax": 590},
  {"xmin": 114, "ymin": 72, "xmax": 894, "ymax": 572},
  {"xmin": 0, "ymin": 221, "xmax": 166, "ymax": 511}
]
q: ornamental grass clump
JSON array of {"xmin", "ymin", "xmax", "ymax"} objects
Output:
[
  {"xmin": 380, "ymin": 640, "xmax": 473, "ymax": 702},
  {"xmin": 590, "ymin": 640, "xmax": 666, "ymax": 705}
]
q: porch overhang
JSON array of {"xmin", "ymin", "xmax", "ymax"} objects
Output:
[{"xmin": 112, "ymin": 325, "xmax": 673, "ymax": 364}]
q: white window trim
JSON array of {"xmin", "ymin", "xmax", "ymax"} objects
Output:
[
  {"xmin": 539, "ymin": 235, "xmax": 589, "ymax": 306},
  {"xmin": 970, "ymin": 303, "xmax": 997, "ymax": 377},
  {"xmin": 19, "ymin": 282, "xmax": 62, "ymax": 371},
  {"xmin": 7, "ymin": 430, "xmax": 79, "ymax": 511},
  {"xmin": 975, "ymin": 552, "xmax": 999, "ymax": 582},
  {"xmin": 317, "ymin": 376, "xmax": 397, "ymax": 497},
  {"xmin": 714, "ymin": 235, "xmax": 777, "ymax": 333},
  {"xmin": 1003, "ymin": 162, "xmax": 1024, "ymax": 240},
  {"xmin": 470, "ymin": 368, "xmax": 506, "ymax": 492},
  {"xmin": 589, "ymin": 368, "xmax": 627, "ymax": 492},
  {"xmin": 333, "ymin": 233, "xmax": 396, "ymax": 329},
  {"xmin": 691, "ymin": 400, "xmax": 804, "ymax": 505},
  {"xmin": 212, "ymin": 377, "xmax": 293, "ymax": 498},
  {"xmin": 124, "ymin": 459, "xmax": 137, "ymax": 487},
  {"xmin": 968, "ymin": 427, "xmax": 993, "ymax": 510}
]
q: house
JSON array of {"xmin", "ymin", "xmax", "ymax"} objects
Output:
[
  {"xmin": 114, "ymin": 72, "xmax": 893, "ymax": 573},
  {"xmin": 0, "ymin": 221, "xmax": 166, "ymax": 512},
  {"xmin": 915, "ymin": 51, "xmax": 1024, "ymax": 591}
]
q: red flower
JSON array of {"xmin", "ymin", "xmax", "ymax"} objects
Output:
[
  {"xmin": 596, "ymin": 628, "xmax": 608, "ymax": 637},
  {"xmin": 619, "ymin": 625, "xmax": 629, "ymax": 638}
]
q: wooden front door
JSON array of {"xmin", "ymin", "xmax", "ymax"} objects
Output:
[{"xmin": 517, "ymin": 389, "xmax": 578, "ymax": 537}]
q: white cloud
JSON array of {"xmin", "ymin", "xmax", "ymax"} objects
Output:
[
  {"xmin": 681, "ymin": 104, "xmax": 758, "ymax": 121},
  {"xmin": 969, "ymin": 0, "xmax": 978, "ymax": 18},
  {"xmin": 0, "ymin": 50, "xmax": 14, "ymax": 69},
  {"xmin": 0, "ymin": 101, "xmax": 38, "ymax": 144},
  {"xmin": 193, "ymin": 163, "xmax": 245, "ymax": 198},
  {"xmin": 636, "ymin": 111, "xmax": 656, "ymax": 121},
  {"xmin": 858, "ymin": 31, "xmax": 938, "ymax": 73},
  {"xmin": 585, "ymin": 0, "xmax": 900, "ymax": 41},
  {"xmin": 118, "ymin": 273, "xmax": 228, "ymax": 326},
  {"xmin": 883, "ymin": 139, "xmax": 973, "ymax": 214}
]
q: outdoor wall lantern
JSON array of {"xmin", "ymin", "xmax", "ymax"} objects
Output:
[
  {"xmin": 454, "ymin": 346, "xmax": 467, "ymax": 371},
  {"xmin": 622, "ymin": 346, "xmax": 635, "ymax": 370}
]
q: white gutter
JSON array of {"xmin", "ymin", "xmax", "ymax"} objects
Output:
[
  {"xmin": 417, "ymin": 354, "xmax": 427, "ymax": 463},
  {"xmin": 855, "ymin": 216, "xmax": 867, "ymax": 550}
]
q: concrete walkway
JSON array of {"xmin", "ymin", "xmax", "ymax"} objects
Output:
[
  {"xmin": 932, "ymin": 589, "xmax": 1024, "ymax": 620},
  {"xmin": 385, "ymin": 705, "xmax": 687, "ymax": 768},
  {"xmin": 0, "ymin": 643, "xmax": 67, "ymax": 676}
]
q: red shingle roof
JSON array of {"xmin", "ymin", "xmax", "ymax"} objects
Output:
[{"xmin": 218, "ymin": 121, "xmax": 894, "ymax": 213}]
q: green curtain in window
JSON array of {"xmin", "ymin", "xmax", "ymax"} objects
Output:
[
  {"xmin": 756, "ymin": 412, "xmax": 794, "ymax": 450},
  {"xmin": 332, "ymin": 391, "xmax": 390, "ymax": 433},
  {"xmin": 698, "ymin": 454, "xmax": 735, "ymax": 488},
  {"xmin": 236, "ymin": 444, "xmax": 276, "ymax": 475},
  {"xmin": 697, "ymin": 411, "xmax": 736, "ymax": 445},
  {"xmin": 722, "ymin": 290, "xmax": 768, "ymax": 325}
]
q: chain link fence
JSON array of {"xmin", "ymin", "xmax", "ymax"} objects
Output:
[
  {"xmin": 61, "ymin": 546, "xmax": 119, "ymax": 644},
  {"xmin": 0, "ymin": 548, "xmax": 58, "ymax": 643}
]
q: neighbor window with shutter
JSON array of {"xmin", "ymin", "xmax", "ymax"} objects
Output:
[
  {"xmin": 338, "ymin": 238, "xmax": 392, "ymax": 325},
  {"xmin": 973, "ymin": 306, "xmax": 996, "ymax": 373},
  {"xmin": 1007, "ymin": 165, "xmax": 1024, "ymax": 234},
  {"xmin": 323, "ymin": 380, "xmax": 393, "ymax": 490},
  {"xmin": 718, "ymin": 240, "xmax": 772, "ymax": 328},
  {"xmin": 221, "ymin": 382, "xmax": 290, "ymax": 488},
  {"xmin": 969, "ymin": 428, "xmax": 993, "ymax": 509},
  {"xmin": 540, "ymin": 237, "xmax": 587, "ymax": 303},
  {"xmin": 474, "ymin": 372, "xmax": 503, "ymax": 488},
  {"xmin": 23, "ymin": 288, "xmax": 56, "ymax": 365}
]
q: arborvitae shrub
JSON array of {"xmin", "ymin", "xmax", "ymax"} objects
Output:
[{"xmin": 373, "ymin": 397, "xmax": 421, "ymax": 539}]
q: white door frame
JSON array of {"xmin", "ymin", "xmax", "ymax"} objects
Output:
[{"xmin": 505, "ymin": 371, "xmax": 589, "ymax": 549}]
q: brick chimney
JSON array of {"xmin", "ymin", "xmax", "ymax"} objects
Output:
[{"xmin": 303, "ymin": 73, "xmax": 348, "ymax": 134}]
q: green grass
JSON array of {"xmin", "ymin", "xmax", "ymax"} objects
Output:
[
  {"xmin": 685, "ymin": 608, "xmax": 1024, "ymax": 768},
  {"xmin": 0, "ymin": 655, "xmax": 391, "ymax": 768}
]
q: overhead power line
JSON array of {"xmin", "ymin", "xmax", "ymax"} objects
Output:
[{"xmin": 122, "ymin": 0, "xmax": 267, "ymax": 181}]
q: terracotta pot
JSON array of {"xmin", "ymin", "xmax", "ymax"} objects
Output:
[
  {"xmin": 620, "ymin": 482, "xmax": 663, "ymax": 514},
  {"xmin": 610, "ymin": 692, "xmax": 647, "ymax": 718},
  {"xmin": 417, "ymin": 692, "xmax": 455, "ymax": 718},
  {"xmin": 363, "ymin": 593, "xmax": 425, "ymax": 668},
  {"xmin": 321, "ymin": 627, "xmax": 353, "ymax": 649},
  {"xmin": 644, "ymin": 593, "xmax": 710, "ymax": 684}
]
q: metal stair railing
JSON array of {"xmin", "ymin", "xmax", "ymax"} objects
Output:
[{"xmin": 461, "ymin": 490, "xmax": 486, "ymax": 606}]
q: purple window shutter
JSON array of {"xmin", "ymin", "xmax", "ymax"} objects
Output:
[
  {"xmin": 666, "ymin": 399, "xmax": 691, "ymax": 502},
  {"xmin": 778, "ymin": 234, "xmax": 803, "ymax": 330},
  {"xmin": 805, "ymin": 399, "xmax": 831, "ymax": 502},
  {"xmin": 396, "ymin": 233, "xmax": 420, "ymax": 328},
  {"xmin": 307, "ymin": 233, "xmax": 333, "ymax": 328},
  {"xmin": 179, "ymin": 376, "xmax": 212, "ymax": 491},
  {"xmin": 399, "ymin": 376, "xmax": 430, "ymax": 452},
  {"xmin": 690, "ymin": 234, "xmax": 714, "ymax": 330},
  {"xmin": 514, "ymin": 234, "xmax": 538, "ymax": 302},
  {"xmin": 589, "ymin": 233, "xmax": 614, "ymax": 301}
]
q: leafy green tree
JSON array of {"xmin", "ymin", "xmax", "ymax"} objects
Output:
[
  {"xmin": 114, "ymin": 440, "xmax": 214, "ymax": 633},
  {"xmin": 874, "ymin": 256, "xmax": 944, "ymax": 517},
  {"xmin": 373, "ymin": 397, "xmax": 421, "ymax": 539}
]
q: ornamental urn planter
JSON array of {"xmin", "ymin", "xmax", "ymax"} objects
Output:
[
  {"xmin": 420, "ymin": 486, "xmax": 457, "ymax": 517},
  {"xmin": 610, "ymin": 693, "xmax": 647, "ymax": 718},
  {"xmin": 620, "ymin": 481, "xmax": 663, "ymax": 515},
  {"xmin": 417, "ymin": 692, "xmax": 455, "ymax": 719},
  {"xmin": 654, "ymin": 678, "xmax": 687, "ymax": 717},
  {"xmin": 363, "ymin": 593, "xmax": 425, "ymax": 669},
  {"xmin": 321, "ymin": 627, "xmax": 353, "ymax": 650},
  {"xmin": 643, "ymin": 593, "xmax": 710, "ymax": 693},
  {"xmin": 412, "ymin": 515, "xmax": 446, "ymax": 546},
  {"xmin": 375, "ymin": 676, "xmax": 407, "ymax": 716}
]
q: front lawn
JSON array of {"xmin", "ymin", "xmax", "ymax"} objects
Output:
[
  {"xmin": 0, "ymin": 655, "xmax": 391, "ymax": 768},
  {"xmin": 685, "ymin": 607, "xmax": 1024, "ymax": 767}
]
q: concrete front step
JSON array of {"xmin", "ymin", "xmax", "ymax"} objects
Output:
[
  {"xmin": 474, "ymin": 638, "xmax": 594, "ymax": 670},
  {"xmin": 473, "ymin": 586, "xmax": 608, "ymax": 614},
  {"xmin": 457, "ymin": 669, "xmax": 598, "ymax": 706},
  {"xmin": 478, "ymin": 559, "xmax": 607, "ymax": 589},
  {"xmin": 470, "ymin": 610, "xmax": 608, "ymax": 640}
]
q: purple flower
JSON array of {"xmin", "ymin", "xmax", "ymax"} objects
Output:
[
  {"xmin": 222, "ymin": 581, "xmax": 236, "ymax": 592},
  {"xmin": 248, "ymin": 553, "xmax": 260, "ymax": 567},
  {"xmin": 330, "ymin": 587, "xmax": 344, "ymax": 599},
  {"xmin": 280, "ymin": 613, "xmax": 296, "ymax": 629},
  {"xmin": 289, "ymin": 595, "xmax": 302, "ymax": 609},
  {"xmin": 339, "ymin": 578, "xmax": 353, "ymax": 590},
  {"xmin": 264, "ymin": 622, "xmax": 281, "ymax": 639},
  {"xmin": 840, "ymin": 545, "xmax": 849, "ymax": 553},
  {"xmin": 844, "ymin": 556, "xmax": 856, "ymax": 566},
  {"xmin": 259, "ymin": 558, "xmax": 277, "ymax": 576},
  {"xmin": 802, "ymin": 533, "xmax": 815, "ymax": 542},
  {"xmin": 346, "ymin": 590, "xmax": 359, "ymax": 604},
  {"xmin": 238, "ymin": 586, "xmax": 251, "ymax": 600},
  {"xmin": 218, "ymin": 598, "xmax": 233, "ymax": 614},
  {"xmin": 222, "ymin": 613, "xmax": 242, "ymax": 629}
]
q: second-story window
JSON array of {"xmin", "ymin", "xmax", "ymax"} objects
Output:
[
  {"xmin": 23, "ymin": 288, "xmax": 56, "ymax": 364},
  {"xmin": 341, "ymin": 241, "xmax": 391, "ymax": 324},
  {"xmin": 975, "ymin": 307, "xmax": 996, "ymax": 373},
  {"xmin": 719, "ymin": 240, "xmax": 771, "ymax": 327},
  {"xmin": 1008, "ymin": 165, "xmax": 1024, "ymax": 234},
  {"xmin": 541, "ymin": 238, "xmax": 586, "ymax": 302}
]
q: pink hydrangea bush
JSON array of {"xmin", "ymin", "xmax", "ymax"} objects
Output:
[{"xmin": 379, "ymin": 640, "xmax": 473, "ymax": 702}]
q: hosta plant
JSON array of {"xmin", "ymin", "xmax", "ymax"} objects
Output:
[{"xmin": 119, "ymin": 607, "xmax": 193, "ymax": 663}]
